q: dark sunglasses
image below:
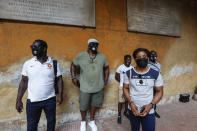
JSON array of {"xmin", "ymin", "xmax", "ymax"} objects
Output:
[{"xmin": 30, "ymin": 44, "xmax": 39, "ymax": 49}]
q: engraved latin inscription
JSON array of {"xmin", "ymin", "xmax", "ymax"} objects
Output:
[
  {"xmin": 127, "ymin": 0, "xmax": 181, "ymax": 37},
  {"xmin": 0, "ymin": 0, "xmax": 95, "ymax": 27}
]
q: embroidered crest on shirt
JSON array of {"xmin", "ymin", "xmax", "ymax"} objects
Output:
[{"xmin": 48, "ymin": 64, "xmax": 52, "ymax": 68}]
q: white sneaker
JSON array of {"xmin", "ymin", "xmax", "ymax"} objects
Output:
[
  {"xmin": 80, "ymin": 121, "xmax": 86, "ymax": 131},
  {"xmin": 88, "ymin": 120, "xmax": 97, "ymax": 131}
]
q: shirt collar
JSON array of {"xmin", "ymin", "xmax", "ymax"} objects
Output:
[
  {"xmin": 46, "ymin": 56, "xmax": 52, "ymax": 64},
  {"xmin": 33, "ymin": 56, "xmax": 52, "ymax": 64}
]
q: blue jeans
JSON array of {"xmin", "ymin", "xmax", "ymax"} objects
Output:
[
  {"xmin": 129, "ymin": 110, "xmax": 155, "ymax": 131},
  {"xmin": 26, "ymin": 97, "xmax": 56, "ymax": 131}
]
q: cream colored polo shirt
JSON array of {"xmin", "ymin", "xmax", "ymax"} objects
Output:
[{"xmin": 21, "ymin": 56, "xmax": 61, "ymax": 102}]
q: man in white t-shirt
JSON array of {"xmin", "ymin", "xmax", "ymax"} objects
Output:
[
  {"xmin": 123, "ymin": 48, "xmax": 163, "ymax": 131},
  {"xmin": 16, "ymin": 40, "xmax": 63, "ymax": 131},
  {"xmin": 115, "ymin": 55, "xmax": 133, "ymax": 124}
]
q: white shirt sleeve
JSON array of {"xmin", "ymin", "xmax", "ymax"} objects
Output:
[
  {"xmin": 21, "ymin": 62, "xmax": 28, "ymax": 76},
  {"xmin": 116, "ymin": 65, "xmax": 122, "ymax": 73},
  {"xmin": 155, "ymin": 73, "xmax": 163, "ymax": 87},
  {"xmin": 119, "ymin": 73, "xmax": 124, "ymax": 87},
  {"xmin": 159, "ymin": 64, "xmax": 161, "ymax": 73},
  {"xmin": 56, "ymin": 62, "xmax": 62, "ymax": 77},
  {"xmin": 123, "ymin": 73, "xmax": 129, "ymax": 84}
]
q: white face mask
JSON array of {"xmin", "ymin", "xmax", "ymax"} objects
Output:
[
  {"xmin": 91, "ymin": 46, "xmax": 97, "ymax": 51},
  {"xmin": 89, "ymin": 44, "xmax": 98, "ymax": 53}
]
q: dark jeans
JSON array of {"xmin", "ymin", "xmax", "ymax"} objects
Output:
[
  {"xmin": 129, "ymin": 110, "xmax": 155, "ymax": 131},
  {"xmin": 26, "ymin": 97, "xmax": 56, "ymax": 131}
]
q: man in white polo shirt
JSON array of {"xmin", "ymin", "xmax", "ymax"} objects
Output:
[{"xmin": 16, "ymin": 40, "xmax": 63, "ymax": 131}]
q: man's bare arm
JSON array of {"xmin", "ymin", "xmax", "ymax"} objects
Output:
[
  {"xmin": 115, "ymin": 72, "xmax": 120, "ymax": 82},
  {"xmin": 57, "ymin": 75, "xmax": 63, "ymax": 104},
  {"xmin": 16, "ymin": 75, "xmax": 28, "ymax": 113},
  {"xmin": 139, "ymin": 86, "xmax": 163, "ymax": 117},
  {"xmin": 151, "ymin": 86, "xmax": 163, "ymax": 104},
  {"xmin": 103, "ymin": 66, "xmax": 109, "ymax": 86},
  {"xmin": 70, "ymin": 62, "xmax": 79, "ymax": 86},
  {"xmin": 123, "ymin": 84, "xmax": 132, "ymax": 103},
  {"xmin": 123, "ymin": 83, "xmax": 139, "ymax": 116}
]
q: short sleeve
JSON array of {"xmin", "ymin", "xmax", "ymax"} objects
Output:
[
  {"xmin": 123, "ymin": 73, "xmax": 129, "ymax": 84},
  {"xmin": 56, "ymin": 62, "xmax": 62, "ymax": 77},
  {"xmin": 116, "ymin": 66, "xmax": 122, "ymax": 73},
  {"xmin": 21, "ymin": 62, "xmax": 28, "ymax": 76},
  {"xmin": 155, "ymin": 73, "xmax": 163, "ymax": 87}
]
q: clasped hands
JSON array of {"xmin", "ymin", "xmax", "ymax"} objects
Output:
[{"xmin": 130, "ymin": 102, "xmax": 152, "ymax": 117}]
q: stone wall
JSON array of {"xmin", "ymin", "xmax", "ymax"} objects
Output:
[{"xmin": 0, "ymin": 0, "xmax": 197, "ymax": 130}]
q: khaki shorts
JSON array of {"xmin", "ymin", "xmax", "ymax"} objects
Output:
[
  {"xmin": 79, "ymin": 89, "xmax": 104, "ymax": 111},
  {"xmin": 119, "ymin": 88, "xmax": 126, "ymax": 103}
]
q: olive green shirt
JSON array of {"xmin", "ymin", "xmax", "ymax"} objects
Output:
[{"xmin": 73, "ymin": 51, "xmax": 108, "ymax": 93}]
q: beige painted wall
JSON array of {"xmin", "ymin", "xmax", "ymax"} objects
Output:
[{"xmin": 0, "ymin": 0, "xmax": 196, "ymax": 129}]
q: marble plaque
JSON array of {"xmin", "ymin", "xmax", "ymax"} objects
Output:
[
  {"xmin": 0, "ymin": 0, "xmax": 95, "ymax": 27},
  {"xmin": 127, "ymin": 0, "xmax": 181, "ymax": 37}
]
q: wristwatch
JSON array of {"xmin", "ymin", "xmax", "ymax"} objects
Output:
[{"xmin": 150, "ymin": 102, "xmax": 155, "ymax": 109}]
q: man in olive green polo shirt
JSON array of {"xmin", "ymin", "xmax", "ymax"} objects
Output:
[{"xmin": 71, "ymin": 38, "xmax": 109, "ymax": 131}]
